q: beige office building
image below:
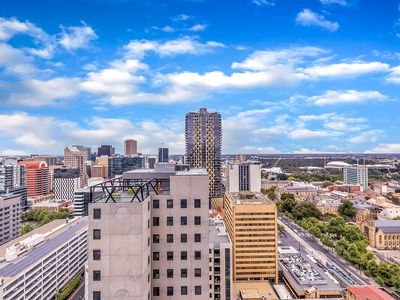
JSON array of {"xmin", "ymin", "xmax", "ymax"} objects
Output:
[
  {"xmin": 124, "ymin": 139, "xmax": 138, "ymax": 155},
  {"xmin": 87, "ymin": 165, "xmax": 210, "ymax": 300},
  {"xmin": 64, "ymin": 146, "xmax": 91, "ymax": 187},
  {"xmin": 224, "ymin": 192, "xmax": 278, "ymax": 283}
]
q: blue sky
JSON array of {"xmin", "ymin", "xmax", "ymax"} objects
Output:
[{"xmin": 0, "ymin": 0, "xmax": 400, "ymax": 155}]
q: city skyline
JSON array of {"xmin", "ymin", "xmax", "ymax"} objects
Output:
[{"xmin": 0, "ymin": 0, "xmax": 400, "ymax": 155}]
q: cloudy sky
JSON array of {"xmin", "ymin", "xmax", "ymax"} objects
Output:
[{"xmin": 0, "ymin": 0, "xmax": 399, "ymax": 155}]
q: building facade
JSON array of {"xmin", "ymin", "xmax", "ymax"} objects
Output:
[
  {"xmin": 64, "ymin": 146, "xmax": 91, "ymax": 187},
  {"xmin": 18, "ymin": 161, "xmax": 49, "ymax": 197},
  {"xmin": 343, "ymin": 166, "xmax": 369, "ymax": 192},
  {"xmin": 356, "ymin": 209, "xmax": 400, "ymax": 250},
  {"xmin": 224, "ymin": 192, "xmax": 278, "ymax": 283},
  {"xmin": 0, "ymin": 193, "xmax": 20, "ymax": 245},
  {"xmin": 124, "ymin": 139, "xmax": 138, "ymax": 155},
  {"xmin": 54, "ymin": 167, "xmax": 81, "ymax": 201},
  {"xmin": 226, "ymin": 161, "xmax": 261, "ymax": 193},
  {"xmin": 185, "ymin": 108, "xmax": 222, "ymax": 198},
  {"xmin": 97, "ymin": 145, "xmax": 115, "ymax": 157},
  {"xmin": 0, "ymin": 163, "xmax": 27, "ymax": 209},
  {"xmin": 87, "ymin": 167, "xmax": 210, "ymax": 299},
  {"xmin": 0, "ymin": 217, "xmax": 87, "ymax": 300},
  {"xmin": 158, "ymin": 147, "xmax": 169, "ymax": 163},
  {"xmin": 209, "ymin": 217, "xmax": 232, "ymax": 300},
  {"xmin": 108, "ymin": 155, "xmax": 145, "ymax": 178}
]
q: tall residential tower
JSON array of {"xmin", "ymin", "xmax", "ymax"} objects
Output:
[{"xmin": 185, "ymin": 108, "xmax": 222, "ymax": 198}]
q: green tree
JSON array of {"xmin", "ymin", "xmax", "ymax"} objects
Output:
[
  {"xmin": 339, "ymin": 200, "xmax": 356, "ymax": 218},
  {"xmin": 321, "ymin": 235, "xmax": 335, "ymax": 247},
  {"xmin": 280, "ymin": 193, "xmax": 296, "ymax": 213},
  {"xmin": 292, "ymin": 202, "xmax": 322, "ymax": 220},
  {"xmin": 343, "ymin": 225, "xmax": 365, "ymax": 243}
]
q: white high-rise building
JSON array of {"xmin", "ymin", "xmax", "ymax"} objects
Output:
[
  {"xmin": 0, "ymin": 217, "xmax": 87, "ymax": 300},
  {"xmin": 87, "ymin": 165, "xmax": 210, "ymax": 300},
  {"xmin": 343, "ymin": 166, "xmax": 368, "ymax": 192},
  {"xmin": 226, "ymin": 161, "xmax": 261, "ymax": 193},
  {"xmin": 53, "ymin": 167, "xmax": 81, "ymax": 200}
]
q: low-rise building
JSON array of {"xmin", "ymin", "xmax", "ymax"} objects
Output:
[
  {"xmin": 0, "ymin": 217, "xmax": 87, "ymax": 300},
  {"xmin": 315, "ymin": 198, "xmax": 341, "ymax": 216},
  {"xmin": 276, "ymin": 185, "xmax": 319, "ymax": 201},
  {"xmin": 346, "ymin": 285, "xmax": 394, "ymax": 300},
  {"xmin": 357, "ymin": 210, "xmax": 400, "ymax": 250},
  {"xmin": 278, "ymin": 246, "xmax": 342, "ymax": 299},
  {"xmin": 32, "ymin": 199, "xmax": 72, "ymax": 212}
]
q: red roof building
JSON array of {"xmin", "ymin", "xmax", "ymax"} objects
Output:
[
  {"xmin": 18, "ymin": 161, "xmax": 49, "ymax": 197},
  {"xmin": 346, "ymin": 286, "xmax": 394, "ymax": 300}
]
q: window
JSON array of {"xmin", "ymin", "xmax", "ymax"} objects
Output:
[
  {"xmin": 181, "ymin": 286, "xmax": 188, "ymax": 295},
  {"xmin": 167, "ymin": 251, "xmax": 173, "ymax": 260},
  {"xmin": 167, "ymin": 287, "xmax": 174, "ymax": 296},
  {"xmin": 153, "ymin": 199, "xmax": 159, "ymax": 209},
  {"xmin": 194, "ymin": 199, "xmax": 201, "ymax": 208},
  {"xmin": 93, "ymin": 208, "xmax": 101, "ymax": 219},
  {"xmin": 195, "ymin": 286, "xmax": 202, "ymax": 295},
  {"xmin": 153, "ymin": 287, "xmax": 160, "ymax": 296},
  {"xmin": 93, "ymin": 249, "xmax": 101, "ymax": 260},
  {"xmin": 195, "ymin": 251, "xmax": 201, "ymax": 260},
  {"xmin": 93, "ymin": 229, "xmax": 101, "ymax": 240},
  {"xmin": 153, "ymin": 234, "xmax": 160, "ymax": 243},
  {"xmin": 167, "ymin": 269, "xmax": 173, "ymax": 278},
  {"xmin": 194, "ymin": 216, "xmax": 201, "ymax": 225},
  {"xmin": 167, "ymin": 216, "xmax": 173, "ymax": 226},
  {"xmin": 167, "ymin": 199, "xmax": 173, "ymax": 208},
  {"xmin": 153, "ymin": 217, "xmax": 160, "ymax": 226},
  {"xmin": 181, "ymin": 216, "xmax": 187, "ymax": 225},
  {"xmin": 181, "ymin": 268, "xmax": 187, "ymax": 278},
  {"xmin": 194, "ymin": 233, "xmax": 201, "ymax": 243},
  {"xmin": 93, "ymin": 270, "xmax": 101, "ymax": 281},
  {"xmin": 153, "ymin": 252, "xmax": 160, "ymax": 261},
  {"xmin": 181, "ymin": 251, "xmax": 187, "ymax": 260},
  {"xmin": 181, "ymin": 234, "xmax": 187, "ymax": 243},
  {"xmin": 180, "ymin": 199, "xmax": 187, "ymax": 208},
  {"xmin": 195, "ymin": 268, "xmax": 201, "ymax": 277},
  {"xmin": 93, "ymin": 291, "xmax": 101, "ymax": 300},
  {"xmin": 153, "ymin": 269, "xmax": 160, "ymax": 279},
  {"xmin": 167, "ymin": 234, "xmax": 173, "ymax": 243}
]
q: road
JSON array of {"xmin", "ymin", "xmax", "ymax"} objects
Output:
[
  {"xmin": 69, "ymin": 280, "xmax": 85, "ymax": 300},
  {"xmin": 278, "ymin": 214, "xmax": 375, "ymax": 286}
]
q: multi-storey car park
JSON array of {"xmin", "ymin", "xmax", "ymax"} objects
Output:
[{"xmin": 0, "ymin": 217, "xmax": 88, "ymax": 300}]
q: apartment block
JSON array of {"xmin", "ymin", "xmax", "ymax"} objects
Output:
[
  {"xmin": 87, "ymin": 165, "xmax": 210, "ymax": 299},
  {"xmin": 18, "ymin": 161, "xmax": 49, "ymax": 197},
  {"xmin": 224, "ymin": 191, "xmax": 278, "ymax": 283},
  {"xmin": 0, "ymin": 162, "xmax": 27, "ymax": 209},
  {"xmin": 209, "ymin": 216, "xmax": 232, "ymax": 300},
  {"xmin": 0, "ymin": 193, "xmax": 20, "ymax": 245},
  {"xmin": 108, "ymin": 155, "xmax": 145, "ymax": 178},
  {"xmin": 343, "ymin": 165, "xmax": 368, "ymax": 192},
  {"xmin": 53, "ymin": 167, "xmax": 81, "ymax": 200},
  {"xmin": 0, "ymin": 217, "xmax": 87, "ymax": 300},
  {"xmin": 64, "ymin": 145, "xmax": 91, "ymax": 187},
  {"xmin": 226, "ymin": 161, "xmax": 261, "ymax": 193}
]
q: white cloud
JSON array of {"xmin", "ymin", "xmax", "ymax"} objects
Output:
[
  {"xmin": 386, "ymin": 66, "xmax": 400, "ymax": 84},
  {"xmin": 59, "ymin": 21, "xmax": 98, "ymax": 51},
  {"xmin": 0, "ymin": 112, "xmax": 185, "ymax": 154},
  {"xmin": 0, "ymin": 43, "xmax": 37, "ymax": 75},
  {"xmin": 304, "ymin": 61, "xmax": 389, "ymax": 78},
  {"xmin": 296, "ymin": 9, "xmax": 339, "ymax": 32},
  {"xmin": 252, "ymin": 0, "xmax": 275, "ymax": 6},
  {"xmin": 0, "ymin": 17, "xmax": 55, "ymax": 59},
  {"xmin": 232, "ymin": 46, "xmax": 326, "ymax": 71},
  {"xmin": 162, "ymin": 26, "xmax": 175, "ymax": 33},
  {"xmin": 124, "ymin": 37, "xmax": 225, "ymax": 58},
  {"xmin": 348, "ymin": 130, "xmax": 383, "ymax": 144},
  {"xmin": 187, "ymin": 24, "xmax": 207, "ymax": 32},
  {"xmin": 171, "ymin": 14, "xmax": 192, "ymax": 22},
  {"xmin": 293, "ymin": 148, "xmax": 324, "ymax": 154},
  {"xmin": 368, "ymin": 144, "xmax": 400, "ymax": 153},
  {"xmin": 6, "ymin": 77, "xmax": 79, "ymax": 106},
  {"xmin": 289, "ymin": 128, "xmax": 341, "ymax": 139},
  {"xmin": 320, "ymin": 0, "xmax": 347, "ymax": 5},
  {"xmin": 309, "ymin": 90, "xmax": 388, "ymax": 106}
]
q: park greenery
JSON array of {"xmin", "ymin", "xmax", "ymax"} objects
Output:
[
  {"xmin": 56, "ymin": 274, "xmax": 82, "ymax": 300},
  {"xmin": 277, "ymin": 194, "xmax": 400, "ymax": 291},
  {"xmin": 339, "ymin": 200, "xmax": 357, "ymax": 219},
  {"xmin": 20, "ymin": 209, "xmax": 70, "ymax": 234}
]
